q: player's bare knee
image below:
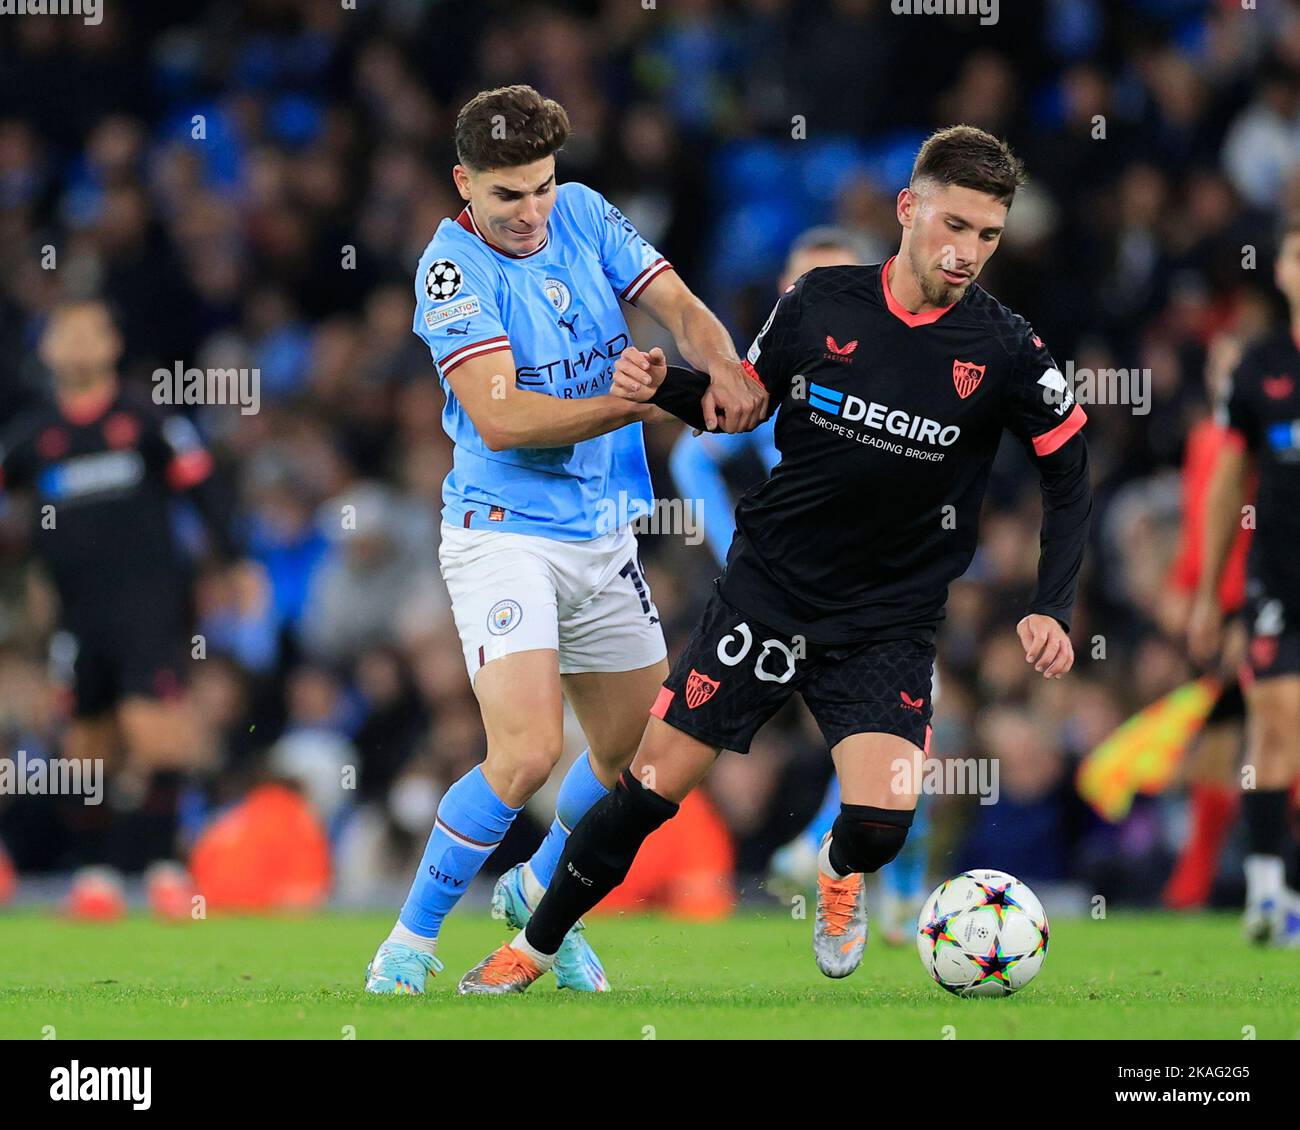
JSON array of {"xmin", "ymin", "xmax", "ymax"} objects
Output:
[
  {"xmin": 586, "ymin": 743, "xmax": 637, "ymax": 785},
  {"xmin": 485, "ymin": 746, "xmax": 563, "ymax": 801},
  {"xmin": 829, "ymin": 804, "xmax": 914, "ymax": 875}
]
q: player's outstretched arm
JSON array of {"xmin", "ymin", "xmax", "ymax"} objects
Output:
[
  {"xmin": 635, "ymin": 271, "xmax": 767, "ymax": 433},
  {"xmin": 447, "ymin": 346, "xmax": 655, "ymax": 451},
  {"xmin": 1188, "ymin": 440, "xmax": 1251, "ymax": 665},
  {"xmin": 611, "ymin": 345, "xmax": 778, "ymax": 436}
]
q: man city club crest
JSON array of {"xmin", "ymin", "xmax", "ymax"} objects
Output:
[
  {"xmin": 425, "ymin": 259, "xmax": 463, "ymax": 302},
  {"xmin": 952, "ymin": 359, "xmax": 986, "ymax": 399},
  {"xmin": 487, "ymin": 599, "xmax": 522, "ymax": 636},
  {"xmin": 543, "ymin": 277, "xmax": 571, "ymax": 314},
  {"xmin": 685, "ymin": 668, "xmax": 720, "ymax": 709}
]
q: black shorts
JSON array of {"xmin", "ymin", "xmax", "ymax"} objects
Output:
[
  {"xmin": 1244, "ymin": 596, "xmax": 1300, "ymax": 683},
  {"xmin": 650, "ymin": 591, "xmax": 934, "ymax": 754},
  {"xmin": 57, "ymin": 611, "xmax": 189, "ymax": 718}
]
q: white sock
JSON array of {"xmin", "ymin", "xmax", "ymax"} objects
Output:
[
  {"xmin": 521, "ymin": 862, "xmax": 547, "ymax": 908},
  {"xmin": 386, "ymin": 921, "xmax": 439, "ymax": 955},
  {"xmin": 1244, "ymin": 854, "xmax": 1284, "ymax": 903},
  {"xmin": 510, "ymin": 929, "xmax": 557, "ymax": 970},
  {"xmin": 818, "ymin": 834, "xmax": 848, "ymax": 881}
]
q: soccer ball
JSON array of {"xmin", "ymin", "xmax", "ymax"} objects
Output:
[{"xmin": 916, "ymin": 869, "xmax": 1048, "ymax": 997}]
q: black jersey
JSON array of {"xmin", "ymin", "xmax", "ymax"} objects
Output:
[
  {"xmin": 1217, "ymin": 328, "xmax": 1300, "ymax": 614},
  {"xmin": 654, "ymin": 260, "xmax": 1092, "ymax": 644},
  {"xmin": 0, "ymin": 386, "xmax": 236, "ymax": 621}
]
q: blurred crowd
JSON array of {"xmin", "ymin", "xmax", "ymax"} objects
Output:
[{"xmin": 2, "ymin": 0, "xmax": 1300, "ymax": 908}]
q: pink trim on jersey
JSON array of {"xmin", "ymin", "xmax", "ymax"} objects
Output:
[
  {"xmin": 1032, "ymin": 403, "xmax": 1087, "ymax": 457},
  {"xmin": 650, "ymin": 686, "xmax": 674, "ymax": 719},
  {"xmin": 56, "ymin": 386, "xmax": 116, "ymax": 426},
  {"xmin": 880, "ymin": 256, "xmax": 958, "ymax": 328}
]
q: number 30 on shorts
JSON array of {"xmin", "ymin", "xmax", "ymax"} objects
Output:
[{"xmin": 716, "ymin": 622, "xmax": 799, "ymax": 684}]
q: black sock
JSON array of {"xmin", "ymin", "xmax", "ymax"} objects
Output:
[
  {"xmin": 525, "ymin": 769, "xmax": 679, "ymax": 956},
  {"xmin": 1287, "ymin": 837, "xmax": 1300, "ymax": 893},
  {"xmin": 1285, "ymin": 804, "xmax": 1300, "ymax": 891},
  {"xmin": 828, "ymin": 804, "xmax": 914, "ymax": 877},
  {"xmin": 1241, "ymin": 789, "xmax": 1290, "ymax": 857}
]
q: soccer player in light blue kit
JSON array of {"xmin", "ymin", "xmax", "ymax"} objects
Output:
[
  {"xmin": 668, "ymin": 227, "xmax": 932, "ymax": 944},
  {"xmin": 364, "ymin": 85, "xmax": 766, "ymax": 994}
]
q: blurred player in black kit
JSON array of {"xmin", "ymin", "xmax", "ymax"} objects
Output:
[
  {"xmin": 0, "ymin": 299, "xmax": 253, "ymax": 891},
  {"xmin": 1190, "ymin": 215, "xmax": 1300, "ymax": 947},
  {"xmin": 457, "ymin": 124, "xmax": 1094, "ymax": 993}
]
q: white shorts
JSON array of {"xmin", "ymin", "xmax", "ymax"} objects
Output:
[{"xmin": 439, "ymin": 521, "xmax": 667, "ymax": 680}]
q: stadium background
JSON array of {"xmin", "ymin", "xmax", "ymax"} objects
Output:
[{"xmin": 0, "ymin": 0, "xmax": 1298, "ymax": 916}]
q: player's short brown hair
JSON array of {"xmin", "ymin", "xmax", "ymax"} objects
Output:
[
  {"xmin": 454, "ymin": 85, "xmax": 570, "ymax": 172},
  {"xmin": 909, "ymin": 125, "xmax": 1026, "ymax": 206}
]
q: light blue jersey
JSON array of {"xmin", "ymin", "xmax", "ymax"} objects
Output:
[
  {"xmin": 414, "ymin": 182, "xmax": 674, "ymax": 540},
  {"xmin": 670, "ymin": 421, "xmax": 780, "ymax": 567}
]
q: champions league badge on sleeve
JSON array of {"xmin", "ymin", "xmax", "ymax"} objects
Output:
[{"xmin": 425, "ymin": 259, "xmax": 464, "ymax": 302}]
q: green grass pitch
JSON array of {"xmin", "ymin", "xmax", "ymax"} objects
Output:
[{"xmin": 2, "ymin": 910, "xmax": 1298, "ymax": 1039}]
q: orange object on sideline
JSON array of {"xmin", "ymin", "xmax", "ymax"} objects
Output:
[
  {"xmin": 146, "ymin": 861, "xmax": 197, "ymax": 921},
  {"xmin": 190, "ymin": 784, "xmax": 330, "ymax": 911},
  {"xmin": 592, "ymin": 789, "xmax": 734, "ymax": 919},
  {"xmin": 66, "ymin": 867, "xmax": 127, "ymax": 921},
  {"xmin": 0, "ymin": 844, "xmax": 15, "ymax": 906}
]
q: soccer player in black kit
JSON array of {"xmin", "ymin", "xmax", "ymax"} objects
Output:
[
  {"xmin": 0, "ymin": 299, "xmax": 245, "ymax": 882},
  {"xmin": 459, "ymin": 126, "xmax": 1093, "ymax": 993},
  {"xmin": 1189, "ymin": 215, "xmax": 1300, "ymax": 947}
]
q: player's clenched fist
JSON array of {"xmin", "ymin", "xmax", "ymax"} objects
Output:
[
  {"xmin": 611, "ymin": 346, "xmax": 667, "ymax": 402},
  {"xmin": 702, "ymin": 356, "xmax": 767, "ymax": 434},
  {"xmin": 1016, "ymin": 613, "xmax": 1074, "ymax": 678}
]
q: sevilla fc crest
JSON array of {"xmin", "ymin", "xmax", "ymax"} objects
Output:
[
  {"xmin": 952, "ymin": 359, "xmax": 986, "ymax": 399},
  {"xmin": 685, "ymin": 668, "xmax": 720, "ymax": 709}
]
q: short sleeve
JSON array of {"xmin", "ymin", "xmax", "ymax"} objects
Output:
[
  {"xmin": 744, "ymin": 277, "xmax": 804, "ymax": 401},
  {"xmin": 1214, "ymin": 360, "xmax": 1258, "ymax": 452},
  {"xmin": 413, "ymin": 248, "xmax": 511, "ymax": 378},
  {"xmin": 1003, "ymin": 325, "xmax": 1087, "ymax": 457},
  {"xmin": 577, "ymin": 185, "xmax": 673, "ymax": 303}
]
